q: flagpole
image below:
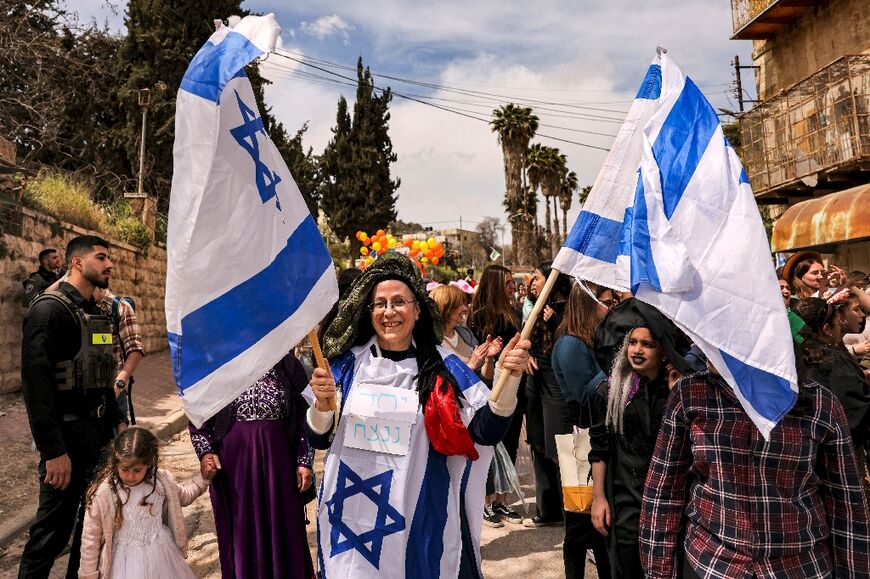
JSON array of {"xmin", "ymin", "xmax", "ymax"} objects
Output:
[
  {"xmin": 489, "ymin": 268, "xmax": 562, "ymax": 402},
  {"xmin": 308, "ymin": 329, "xmax": 338, "ymax": 412}
]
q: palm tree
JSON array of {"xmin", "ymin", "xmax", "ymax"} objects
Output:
[
  {"xmin": 525, "ymin": 144, "xmax": 566, "ymax": 258},
  {"xmin": 491, "ymin": 104, "xmax": 539, "ymax": 266},
  {"xmin": 559, "ymin": 170, "xmax": 578, "ymax": 243}
]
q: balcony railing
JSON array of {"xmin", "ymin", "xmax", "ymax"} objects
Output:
[
  {"xmin": 730, "ymin": 0, "xmax": 817, "ymax": 40},
  {"xmin": 738, "ymin": 54, "xmax": 870, "ymax": 199}
]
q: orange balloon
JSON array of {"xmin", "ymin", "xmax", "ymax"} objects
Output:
[
  {"xmin": 376, "ymin": 229, "xmax": 385, "ymax": 238},
  {"xmin": 404, "ymin": 239, "xmax": 413, "ymax": 247},
  {"xmin": 410, "ymin": 249, "xmax": 419, "ymax": 257},
  {"xmin": 431, "ymin": 256, "xmax": 439, "ymax": 265},
  {"xmin": 424, "ymin": 249, "xmax": 433, "ymax": 259},
  {"xmin": 363, "ymin": 238, "xmax": 371, "ymax": 246}
]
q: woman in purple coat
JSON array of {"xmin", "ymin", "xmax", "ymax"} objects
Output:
[{"xmin": 189, "ymin": 353, "xmax": 314, "ymax": 578}]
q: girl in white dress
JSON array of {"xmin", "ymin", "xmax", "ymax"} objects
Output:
[{"xmin": 78, "ymin": 427, "xmax": 218, "ymax": 579}]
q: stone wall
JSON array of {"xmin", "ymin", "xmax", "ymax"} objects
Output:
[
  {"xmin": 752, "ymin": 0, "xmax": 870, "ymax": 100},
  {"xmin": 0, "ymin": 205, "xmax": 167, "ymax": 394}
]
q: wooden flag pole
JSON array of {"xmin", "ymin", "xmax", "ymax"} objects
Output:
[
  {"xmin": 308, "ymin": 329, "xmax": 337, "ymax": 411},
  {"xmin": 489, "ymin": 268, "xmax": 563, "ymax": 402}
]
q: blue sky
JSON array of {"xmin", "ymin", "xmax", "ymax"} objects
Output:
[{"xmin": 70, "ymin": 0, "xmax": 755, "ymax": 238}]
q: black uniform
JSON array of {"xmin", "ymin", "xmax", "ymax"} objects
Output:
[
  {"xmin": 21, "ymin": 267, "xmax": 62, "ymax": 307},
  {"xmin": 588, "ymin": 374, "xmax": 670, "ymax": 579},
  {"xmin": 18, "ymin": 282, "xmax": 121, "ymax": 579}
]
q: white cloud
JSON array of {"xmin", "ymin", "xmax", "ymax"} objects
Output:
[
  {"xmin": 299, "ymin": 15, "xmax": 355, "ymax": 44},
  {"xmin": 63, "ymin": 0, "xmax": 755, "ymax": 244}
]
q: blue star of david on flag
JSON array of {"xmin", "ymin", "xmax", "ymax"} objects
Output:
[
  {"xmin": 325, "ymin": 461, "xmax": 406, "ymax": 569},
  {"xmin": 229, "ymin": 90, "xmax": 283, "ymax": 210}
]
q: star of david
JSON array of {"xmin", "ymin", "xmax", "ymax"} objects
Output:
[
  {"xmin": 229, "ymin": 90, "xmax": 283, "ymax": 211},
  {"xmin": 325, "ymin": 460, "xmax": 406, "ymax": 569}
]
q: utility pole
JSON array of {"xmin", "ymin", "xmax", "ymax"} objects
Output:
[
  {"xmin": 459, "ymin": 215, "xmax": 463, "ymax": 264},
  {"xmin": 137, "ymin": 88, "xmax": 152, "ymax": 196},
  {"xmin": 732, "ymin": 55, "xmax": 760, "ymax": 112}
]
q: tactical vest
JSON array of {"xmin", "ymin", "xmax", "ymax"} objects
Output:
[{"xmin": 31, "ymin": 290, "xmax": 116, "ymax": 391}]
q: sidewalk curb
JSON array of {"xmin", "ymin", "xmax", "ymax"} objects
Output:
[{"xmin": 0, "ymin": 410, "xmax": 189, "ymax": 548}]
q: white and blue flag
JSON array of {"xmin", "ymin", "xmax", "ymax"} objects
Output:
[
  {"xmin": 554, "ymin": 52, "xmax": 798, "ymax": 437},
  {"xmin": 167, "ymin": 14, "xmax": 338, "ymax": 427}
]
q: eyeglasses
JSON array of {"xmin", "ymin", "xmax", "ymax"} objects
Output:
[{"xmin": 369, "ymin": 298, "xmax": 417, "ymax": 312}]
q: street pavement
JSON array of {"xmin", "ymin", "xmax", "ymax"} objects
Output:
[{"xmin": 0, "ymin": 349, "xmax": 594, "ymax": 578}]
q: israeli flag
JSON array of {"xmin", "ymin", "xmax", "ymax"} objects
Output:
[
  {"xmin": 167, "ymin": 14, "xmax": 338, "ymax": 427},
  {"xmin": 554, "ymin": 52, "xmax": 797, "ymax": 438}
]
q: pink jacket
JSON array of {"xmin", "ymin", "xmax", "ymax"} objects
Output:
[{"xmin": 78, "ymin": 468, "xmax": 209, "ymax": 579}]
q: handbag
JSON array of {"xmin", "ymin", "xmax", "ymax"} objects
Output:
[{"xmin": 555, "ymin": 426, "xmax": 594, "ymax": 514}]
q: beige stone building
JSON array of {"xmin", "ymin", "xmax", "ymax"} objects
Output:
[{"xmin": 731, "ymin": 0, "xmax": 870, "ymax": 270}]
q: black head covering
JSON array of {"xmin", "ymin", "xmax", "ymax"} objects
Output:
[{"xmin": 593, "ymin": 297, "xmax": 694, "ymax": 375}]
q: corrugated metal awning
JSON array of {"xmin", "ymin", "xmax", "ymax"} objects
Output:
[{"xmin": 771, "ymin": 184, "xmax": 870, "ymax": 252}]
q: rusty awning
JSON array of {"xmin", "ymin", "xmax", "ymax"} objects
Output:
[{"xmin": 771, "ymin": 184, "xmax": 870, "ymax": 252}]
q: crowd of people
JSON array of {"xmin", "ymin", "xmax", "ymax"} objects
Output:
[{"xmin": 16, "ymin": 235, "xmax": 870, "ymax": 578}]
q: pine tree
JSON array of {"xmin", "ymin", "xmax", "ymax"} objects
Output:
[
  {"xmin": 320, "ymin": 97, "xmax": 356, "ymax": 253},
  {"xmin": 269, "ymin": 121, "xmax": 320, "ymax": 216},
  {"xmin": 320, "ymin": 58, "xmax": 400, "ymax": 256}
]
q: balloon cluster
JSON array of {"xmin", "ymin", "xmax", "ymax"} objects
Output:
[
  {"xmin": 403, "ymin": 236, "xmax": 444, "ymax": 266},
  {"xmin": 355, "ymin": 230, "xmax": 444, "ymax": 275}
]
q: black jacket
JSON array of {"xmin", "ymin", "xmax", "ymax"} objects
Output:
[
  {"xmin": 21, "ymin": 266, "xmax": 61, "ymax": 307},
  {"xmin": 805, "ymin": 345, "xmax": 870, "ymax": 449},
  {"xmin": 21, "ymin": 282, "xmax": 121, "ymax": 460},
  {"xmin": 588, "ymin": 374, "xmax": 670, "ymax": 545}
]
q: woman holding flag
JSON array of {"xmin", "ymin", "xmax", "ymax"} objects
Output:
[{"xmin": 305, "ymin": 252, "xmax": 530, "ymax": 578}]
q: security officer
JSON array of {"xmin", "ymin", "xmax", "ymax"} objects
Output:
[
  {"xmin": 21, "ymin": 248, "xmax": 64, "ymax": 306},
  {"xmin": 19, "ymin": 235, "xmax": 125, "ymax": 579}
]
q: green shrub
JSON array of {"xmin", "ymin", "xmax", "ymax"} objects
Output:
[
  {"xmin": 24, "ymin": 172, "xmax": 108, "ymax": 231},
  {"xmin": 109, "ymin": 216, "xmax": 152, "ymax": 248},
  {"xmin": 25, "ymin": 172, "xmax": 153, "ymax": 249}
]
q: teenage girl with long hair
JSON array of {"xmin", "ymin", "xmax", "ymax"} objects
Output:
[
  {"xmin": 524, "ymin": 262, "xmax": 574, "ymax": 527},
  {"xmin": 469, "ymin": 265, "xmax": 524, "ymax": 525},
  {"xmin": 552, "ymin": 283, "xmax": 613, "ymax": 579},
  {"xmin": 79, "ymin": 427, "xmax": 216, "ymax": 578}
]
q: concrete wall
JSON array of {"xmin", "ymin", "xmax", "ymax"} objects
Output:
[
  {"xmin": 752, "ymin": 0, "xmax": 870, "ymax": 100},
  {"xmin": 0, "ymin": 206, "xmax": 167, "ymax": 394}
]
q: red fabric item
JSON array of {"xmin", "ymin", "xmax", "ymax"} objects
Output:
[{"xmin": 423, "ymin": 376, "xmax": 479, "ymax": 461}]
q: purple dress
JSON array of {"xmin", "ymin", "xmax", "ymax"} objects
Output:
[{"xmin": 190, "ymin": 355, "xmax": 314, "ymax": 579}]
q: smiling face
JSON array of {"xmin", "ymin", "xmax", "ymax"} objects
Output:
[
  {"xmin": 626, "ymin": 327, "xmax": 665, "ymax": 379},
  {"xmin": 117, "ymin": 460, "xmax": 149, "ymax": 487},
  {"xmin": 801, "ymin": 261, "xmax": 824, "ymax": 290},
  {"xmin": 447, "ymin": 302, "xmax": 468, "ymax": 329},
  {"xmin": 370, "ymin": 280, "xmax": 420, "ymax": 351}
]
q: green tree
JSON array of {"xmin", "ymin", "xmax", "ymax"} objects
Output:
[
  {"xmin": 120, "ymin": 4, "xmax": 304, "ymax": 211},
  {"xmin": 320, "ymin": 58, "xmax": 400, "ymax": 256},
  {"xmin": 558, "ymin": 169, "xmax": 578, "ymax": 242},
  {"xmin": 269, "ymin": 121, "xmax": 320, "ymax": 215},
  {"xmin": 526, "ymin": 144, "xmax": 566, "ymax": 258},
  {"xmin": 0, "ymin": 1, "xmax": 127, "ymax": 192},
  {"xmin": 491, "ymin": 104, "xmax": 539, "ymax": 266}
]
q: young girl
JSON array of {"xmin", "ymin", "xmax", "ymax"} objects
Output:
[{"xmin": 79, "ymin": 427, "xmax": 217, "ymax": 578}]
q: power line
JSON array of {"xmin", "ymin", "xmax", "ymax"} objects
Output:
[
  {"xmin": 273, "ymin": 49, "xmax": 632, "ymax": 115},
  {"xmin": 261, "ymin": 58, "xmax": 627, "ymax": 123},
  {"xmin": 267, "ymin": 52, "xmax": 613, "ymax": 151}
]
